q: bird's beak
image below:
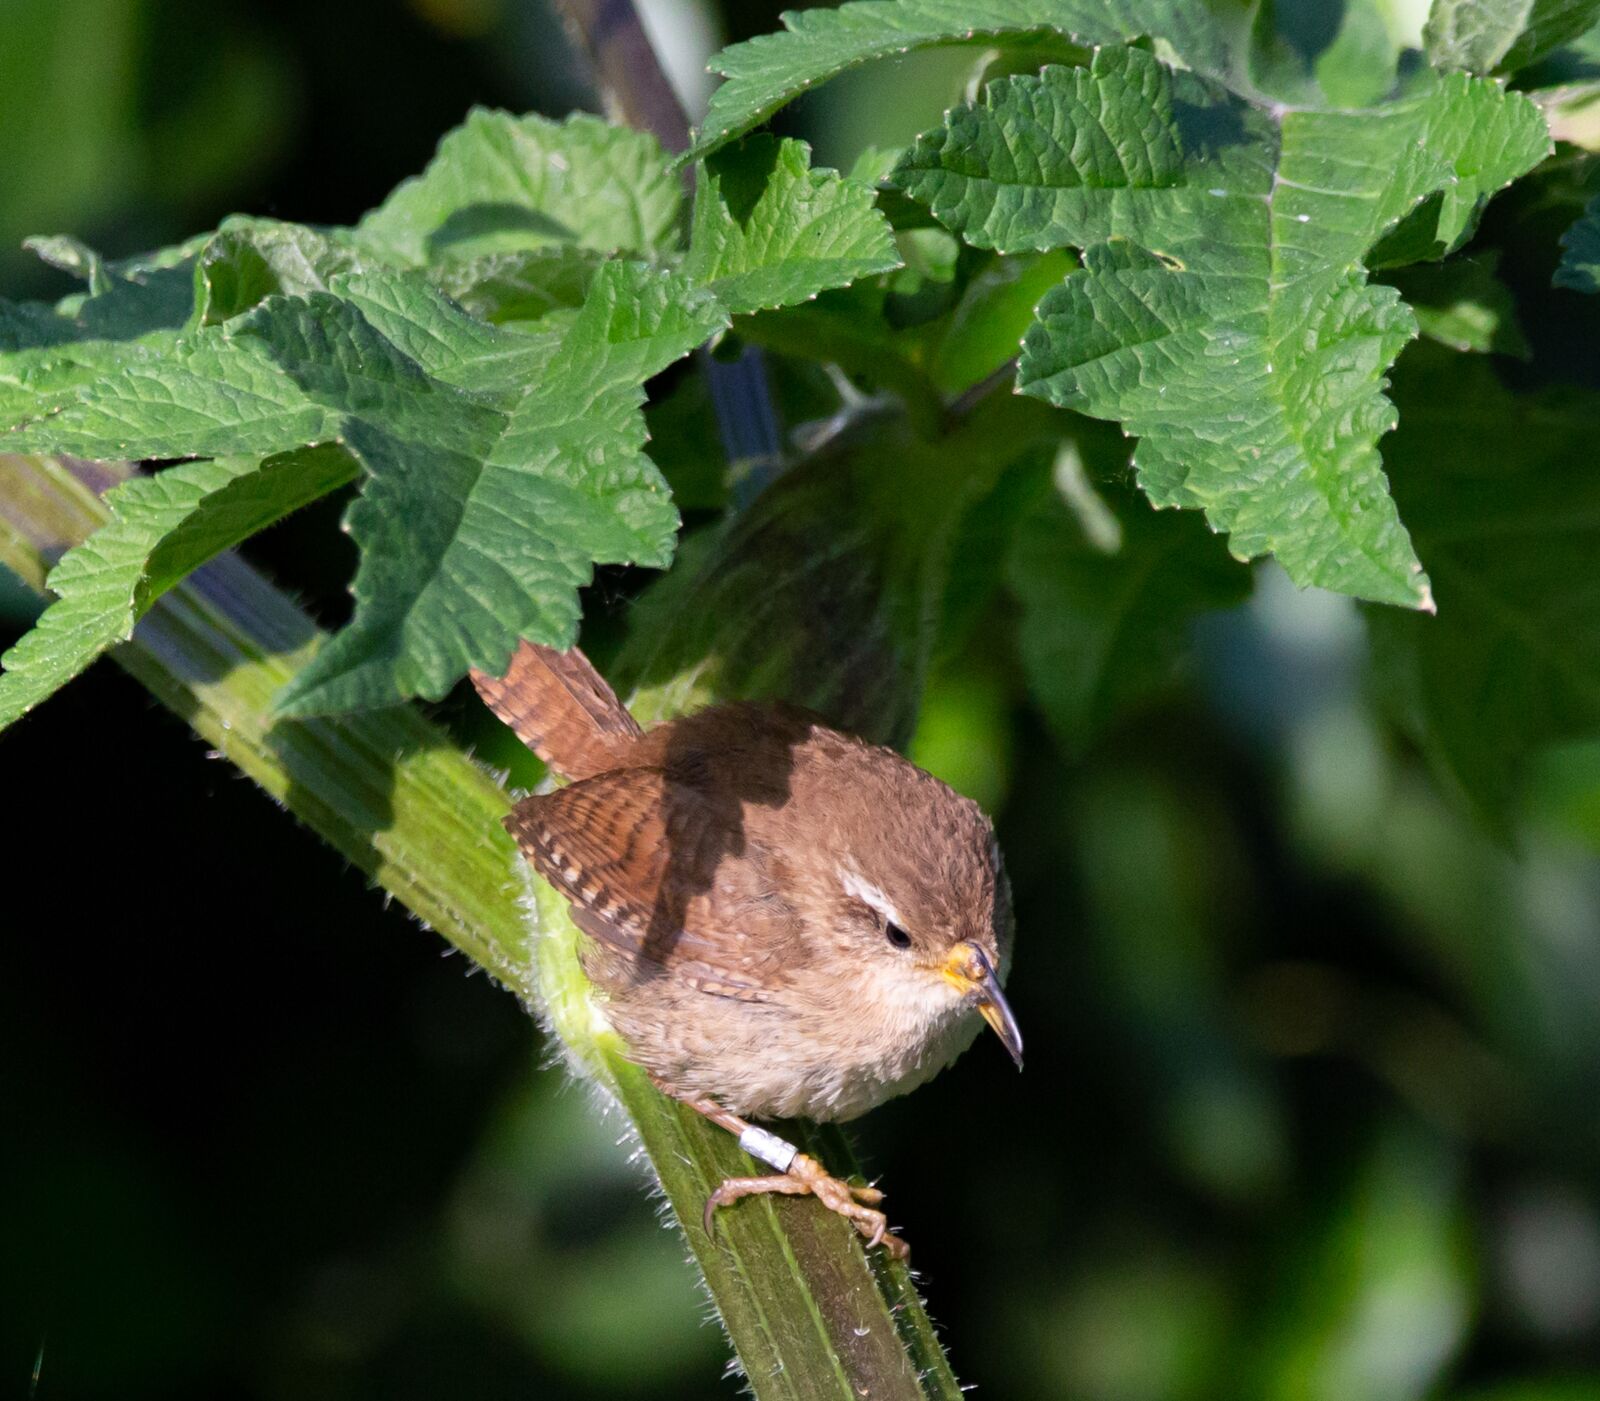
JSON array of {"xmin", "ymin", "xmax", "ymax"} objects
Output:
[{"xmin": 940, "ymin": 941, "xmax": 1023, "ymax": 1070}]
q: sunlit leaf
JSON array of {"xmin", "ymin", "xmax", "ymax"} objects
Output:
[
  {"xmin": 685, "ymin": 136, "xmax": 900, "ymax": 316},
  {"xmin": 687, "ymin": 0, "xmax": 1251, "ymax": 161},
  {"xmin": 358, "ymin": 109, "xmax": 683, "ymax": 265},
  {"xmin": 0, "ymin": 241, "xmax": 196, "ymax": 427},
  {"xmin": 893, "ymin": 45, "xmax": 1547, "ymax": 606},
  {"xmin": 0, "ymin": 263, "xmax": 723, "ymax": 715},
  {"xmin": 192, "ymin": 217, "xmax": 370, "ymax": 325}
]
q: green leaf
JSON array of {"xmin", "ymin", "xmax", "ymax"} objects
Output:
[
  {"xmin": 277, "ymin": 262, "xmax": 725, "ymax": 714},
  {"xmin": 0, "ymin": 446, "xmax": 356, "ymax": 730},
  {"xmin": 1555, "ymin": 192, "xmax": 1600, "ymax": 291},
  {"xmin": 846, "ymin": 145, "xmax": 906, "ymax": 186},
  {"xmin": 687, "ymin": 0, "xmax": 1251, "ymax": 161},
  {"xmin": 685, "ymin": 136, "xmax": 901, "ymax": 316},
  {"xmin": 427, "ymin": 245, "xmax": 606, "ymax": 324},
  {"xmin": 0, "ymin": 203, "xmax": 586, "ymax": 441},
  {"xmin": 643, "ymin": 370, "xmax": 729, "ymax": 513},
  {"xmin": 1248, "ymin": 0, "xmax": 1414, "ymax": 107},
  {"xmin": 2, "ymin": 299, "xmax": 345, "ymax": 459},
  {"xmin": 1, "ymin": 262, "xmax": 724, "ymax": 714},
  {"xmin": 357, "ymin": 109, "xmax": 684, "ymax": 266},
  {"xmin": 1366, "ymin": 347, "xmax": 1600, "ymax": 829},
  {"xmin": 879, "ymin": 229, "xmax": 965, "ymax": 334},
  {"xmin": 1367, "ymin": 73, "xmax": 1560, "ymax": 266},
  {"xmin": 1382, "ymin": 254, "xmax": 1529, "ymax": 354},
  {"xmin": 192, "ymin": 217, "xmax": 370, "ymax": 325},
  {"xmin": 735, "ymin": 287, "xmax": 947, "ymax": 435},
  {"xmin": 0, "ymin": 222, "xmax": 361, "ymax": 432},
  {"xmin": 928, "ymin": 250, "xmax": 1076, "ymax": 393},
  {"xmin": 933, "ymin": 446, "xmax": 1056, "ymax": 661},
  {"xmin": 25, "ymin": 233, "xmax": 112, "ymax": 293},
  {"xmin": 0, "ymin": 243, "xmax": 197, "ymax": 426},
  {"xmin": 1007, "ymin": 445, "xmax": 1249, "ymax": 754},
  {"xmin": 1424, "ymin": 0, "xmax": 1600, "ymax": 74},
  {"xmin": 892, "ymin": 45, "xmax": 1548, "ymax": 606}
]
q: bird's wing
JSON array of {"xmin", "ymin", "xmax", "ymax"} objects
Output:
[{"xmin": 506, "ymin": 768, "xmax": 800, "ymax": 1000}]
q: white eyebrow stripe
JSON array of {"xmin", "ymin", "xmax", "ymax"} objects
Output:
[{"xmin": 837, "ymin": 864, "xmax": 903, "ymax": 927}]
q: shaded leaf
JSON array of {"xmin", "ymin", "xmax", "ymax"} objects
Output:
[
  {"xmin": 1366, "ymin": 77, "xmax": 1560, "ymax": 266},
  {"xmin": 735, "ymin": 286, "xmax": 947, "ymax": 435},
  {"xmin": 933, "ymin": 443, "xmax": 1064, "ymax": 661},
  {"xmin": 892, "ymin": 45, "xmax": 1547, "ymax": 606},
  {"xmin": 1366, "ymin": 347, "xmax": 1600, "ymax": 829},
  {"xmin": 685, "ymin": 136, "xmax": 901, "ymax": 316},
  {"xmin": 193, "ymin": 217, "xmax": 370, "ymax": 325},
  {"xmin": 1555, "ymin": 192, "xmax": 1600, "ymax": 291},
  {"xmin": 928, "ymin": 250, "xmax": 1075, "ymax": 393},
  {"xmin": 25, "ymin": 234, "xmax": 112, "ymax": 292},
  {"xmin": 0, "ymin": 446, "xmax": 357, "ymax": 730},
  {"xmin": 2, "ymin": 298, "xmax": 346, "ymax": 459},
  {"xmin": 882, "ymin": 228, "xmax": 964, "ymax": 330},
  {"xmin": 1383, "ymin": 254, "xmax": 1529, "ymax": 354},
  {"xmin": 1248, "ymin": 0, "xmax": 1414, "ymax": 107},
  {"xmin": 279, "ymin": 263, "xmax": 725, "ymax": 714},
  {"xmin": 643, "ymin": 371, "xmax": 729, "ymax": 513},
  {"xmin": 428, "ymin": 245, "xmax": 606, "ymax": 324},
  {"xmin": 1, "ymin": 221, "xmax": 375, "ymax": 432},
  {"xmin": 1007, "ymin": 446, "xmax": 1250, "ymax": 754},
  {"xmin": 618, "ymin": 392, "xmax": 1061, "ymax": 747},
  {"xmin": 0, "ymin": 243, "xmax": 198, "ymax": 427}
]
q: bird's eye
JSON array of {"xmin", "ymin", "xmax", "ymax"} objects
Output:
[{"xmin": 885, "ymin": 922, "xmax": 912, "ymax": 950}]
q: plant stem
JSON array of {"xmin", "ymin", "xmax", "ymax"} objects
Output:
[
  {"xmin": 0, "ymin": 450, "xmax": 963, "ymax": 1399},
  {"xmin": 552, "ymin": 0, "xmax": 694, "ymax": 153},
  {"xmin": 946, "ymin": 356, "xmax": 1020, "ymax": 427},
  {"xmin": 0, "ymin": 452, "xmax": 532, "ymax": 983}
]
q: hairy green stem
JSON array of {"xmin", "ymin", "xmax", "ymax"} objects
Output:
[{"xmin": 0, "ymin": 451, "xmax": 962, "ymax": 1399}]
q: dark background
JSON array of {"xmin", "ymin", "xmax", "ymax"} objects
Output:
[{"xmin": 3, "ymin": 2, "xmax": 1599, "ymax": 1398}]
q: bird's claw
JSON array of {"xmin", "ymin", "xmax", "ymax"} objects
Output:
[{"xmin": 701, "ymin": 1153, "xmax": 909, "ymax": 1261}]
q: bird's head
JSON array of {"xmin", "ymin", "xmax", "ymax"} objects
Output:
[{"xmin": 787, "ymin": 733, "xmax": 1022, "ymax": 1071}]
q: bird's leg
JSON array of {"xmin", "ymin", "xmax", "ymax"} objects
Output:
[{"xmin": 651, "ymin": 1077, "xmax": 907, "ymax": 1260}]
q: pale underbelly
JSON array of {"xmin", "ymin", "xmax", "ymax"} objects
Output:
[{"xmin": 608, "ymin": 983, "xmax": 985, "ymax": 1123}]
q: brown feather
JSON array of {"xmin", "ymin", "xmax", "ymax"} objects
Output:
[
  {"xmin": 471, "ymin": 642, "xmax": 641, "ymax": 781},
  {"xmin": 506, "ymin": 768, "xmax": 801, "ymax": 1000}
]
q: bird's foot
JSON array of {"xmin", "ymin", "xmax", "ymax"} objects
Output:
[{"xmin": 703, "ymin": 1153, "xmax": 908, "ymax": 1260}]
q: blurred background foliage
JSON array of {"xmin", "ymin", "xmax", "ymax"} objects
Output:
[{"xmin": 2, "ymin": 1, "xmax": 1599, "ymax": 1398}]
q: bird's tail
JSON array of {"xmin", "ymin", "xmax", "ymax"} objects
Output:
[{"xmin": 470, "ymin": 642, "xmax": 642, "ymax": 780}]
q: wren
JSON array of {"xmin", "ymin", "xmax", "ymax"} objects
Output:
[{"xmin": 473, "ymin": 642, "xmax": 1021, "ymax": 1258}]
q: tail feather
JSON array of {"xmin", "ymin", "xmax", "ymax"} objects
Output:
[{"xmin": 471, "ymin": 642, "xmax": 642, "ymax": 780}]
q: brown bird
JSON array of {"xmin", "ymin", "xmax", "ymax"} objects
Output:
[{"xmin": 473, "ymin": 642, "xmax": 1021, "ymax": 1258}]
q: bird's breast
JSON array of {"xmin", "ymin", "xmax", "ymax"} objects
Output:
[{"xmin": 690, "ymin": 964, "xmax": 983, "ymax": 1123}]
